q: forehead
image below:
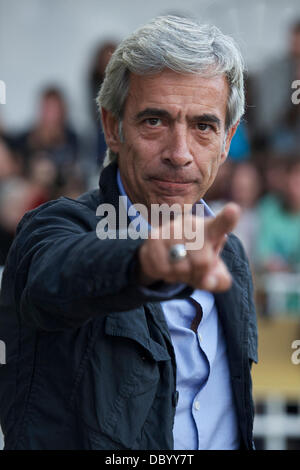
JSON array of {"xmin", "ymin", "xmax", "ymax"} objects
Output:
[{"xmin": 124, "ymin": 69, "xmax": 229, "ymax": 122}]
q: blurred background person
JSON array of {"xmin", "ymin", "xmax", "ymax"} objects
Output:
[
  {"xmin": 262, "ymin": 154, "xmax": 288, "ymax": 198},
  {"xmin": 208, "ymin": 161, "xmax": 262, "ymax": 264},
  {"xmin": 88, "ymin": 41, "xmax": 117, "ymax": 167},
  {"xmin": 253, "ymin": 19, "xmax": 300, "ymax": 148},
  {"xmin": 227, "ymin": 120, "xmax": 251, "ymax": 161},
  {"xmin": 0, "ymin": 177, "xmax": 45, "ymax": 265},
  {"xmin": 229, "ymin": 162, "xmax": 262, "ymax": 263},
  {"xmin": 269, "ymin": 70, "xmax": 300, "ymax": 155},
  {"xmin": 205, "ymin": 159, "xmax": 233, "ymax": 206},
  {"xmin": 0, "ymin": 138, "xmax": 24, "ymax": 265},
  {"xmin": 15, "ymin": 87, "xmax": 79, "ymax": 181},
  {"xmin": 0, "ymin": 138, "xmax": 22, "ymax": 182},
  {"xmin": 256, "ymin": 156, "xmax": 300, "ymax": 273}
]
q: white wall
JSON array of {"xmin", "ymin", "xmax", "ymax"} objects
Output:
[{"xmin": 0, "ymin": 0, "xmax": 299, "ymax": 132}]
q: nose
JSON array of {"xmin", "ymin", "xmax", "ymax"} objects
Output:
[{"xmin": 161, "ymin": 125, "xmax": 193, "ymax": 168}]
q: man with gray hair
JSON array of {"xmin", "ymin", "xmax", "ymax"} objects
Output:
[{"xmin": 0, "ymin": 16, "xmax": 257, "ymax": 450}]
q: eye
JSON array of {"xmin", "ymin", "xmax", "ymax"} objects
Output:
[
  {"xmin": 196, "ymin": 123, "xmax": 213, "ymax": 132},
  {"xmin": 145, "ymin": 118, "xmax": 162, "ymax": 127}
]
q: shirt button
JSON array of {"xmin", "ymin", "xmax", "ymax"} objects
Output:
[
  {"xmin": 198, "ymin": 332, "xmax": 202, "ymax": 342},
  {"xmin": 194, "ymin": 401, "xmax": 200, "ymax": 411}
]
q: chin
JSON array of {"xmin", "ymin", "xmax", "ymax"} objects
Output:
[{"xmin": 153, "ymin": 195, "xmax": 196, "ymax": 207}]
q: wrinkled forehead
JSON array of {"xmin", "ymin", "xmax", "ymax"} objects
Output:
[{"xmin": 124, "ymin": 69, "xmax": 229, "ymax": 124}]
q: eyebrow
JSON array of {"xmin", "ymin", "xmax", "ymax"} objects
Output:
[
  {"xmin": 135, "ymin": 108, "xmax": 221, "ymax": 129},
  {"xmin": 191, "ymin": 113, "xmax": 221, "ymax": 129},
  {"xmin": 135, "ymin": 108, "xmax": 172, "ymax": 121}
]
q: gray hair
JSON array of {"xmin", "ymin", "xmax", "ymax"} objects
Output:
[{"xmin": 97, "ymin": 15, "xmax": 245, "ymax": 166}]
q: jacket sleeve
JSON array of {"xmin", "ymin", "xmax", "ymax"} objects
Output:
[{"xmin": 11, "ymin": 199, "xmax": 192, "ymax": 331}]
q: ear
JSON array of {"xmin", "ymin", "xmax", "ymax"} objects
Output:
[
  {"xmin": 101, "ymin": 107, "xmax": 121, "ymax": 153},
  {"xmin": 220, "ymin": 120, "xmax": 240, "ymax": 164}
]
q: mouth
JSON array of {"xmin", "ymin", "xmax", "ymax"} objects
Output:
[
  {"xmin": 150, "ymin": 176, "xmax": 195, "ymax": 184},
  {"xmin": 148, "ymin": 177, "xmax": 195, "ymax": 193}
]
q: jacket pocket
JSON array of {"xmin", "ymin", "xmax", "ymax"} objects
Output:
[
  {"xmin": 105, "ymin": 316, "xmax": 171, "ymax": 362},
  {"xmin": 75, "ymin": 313, "xmax": 171, "ymax": 449}
]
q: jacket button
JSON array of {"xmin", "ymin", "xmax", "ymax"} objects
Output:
[{"xmin": 172, "ymin": 390, "xmax": 179, "ymax": 407}]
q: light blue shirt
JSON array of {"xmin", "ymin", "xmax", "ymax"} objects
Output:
[{"xmin": 116, "ymin": 170, "xmax": 239, "ymax": 450}]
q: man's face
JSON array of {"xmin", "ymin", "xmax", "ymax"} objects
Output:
[{"xmin": 103, "ymin": 69, "xmax": 238, "ymax": 210}]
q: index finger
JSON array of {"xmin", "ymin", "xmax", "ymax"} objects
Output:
[{"xmin": 206, "ymin": 202, "xmax": 241, "ymax": 243}]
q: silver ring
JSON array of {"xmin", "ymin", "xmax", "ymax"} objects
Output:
[{"xmin": 169, "ymin": 244, "xmax": 187, "ymax": 263}]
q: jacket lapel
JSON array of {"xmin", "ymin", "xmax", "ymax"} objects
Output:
[
  {"xmin": 214, "ymin": 238, "xmax": 250, "ymax": 447},
  {"xmin": 214, "ymin": 243, "xmax": 247, "ymax": 378}
]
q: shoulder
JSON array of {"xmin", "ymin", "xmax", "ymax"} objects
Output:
[{"xmin": 15, "ymin": 189, "xmax": 102, "ymax": 241}]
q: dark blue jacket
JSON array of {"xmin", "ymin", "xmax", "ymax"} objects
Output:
[{"xmin": 0, "ymin": 162, "xmax": 258, "ymax": 450}]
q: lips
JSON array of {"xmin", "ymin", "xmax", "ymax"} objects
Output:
[
  {"xmin": 149, "ymin": 177, "xmax": 195, "ymax": 194},
  {"xmin": 150, "ymin": 177, "xmax": 195, "ymax": 184}
]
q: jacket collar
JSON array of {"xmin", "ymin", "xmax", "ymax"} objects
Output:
[
  {"xmin": 99, "ymin": 161, "xmax": 120, "ymax": 208},
  {"xmin": 215, "ymin": 236, "xmax": 250, "ymax": 365}
]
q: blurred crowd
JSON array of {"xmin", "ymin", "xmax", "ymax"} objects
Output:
[
  {"xmin": 206, "ymin": 21, "xmax": 300, "ymax": 280},
  {"xmin": 1, "ymin": 20, "xmax": 300, "ymax": 316},
  {"xmin": 0, "ymin": 40, "xmax": 116, "ymax": 267}
]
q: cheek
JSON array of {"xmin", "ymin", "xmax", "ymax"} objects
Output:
[
  {"xmin": 194, "ymin": 136, "xmax": 223, "ymax": 160},
  {"xmin": 119, "ymin": 141, "xmax": 158, "ymax": 188},
  {"xmin": 195, "ymin": 148, "xmax": 222, "ymax": 179},
  {"xmin": 132, "ymin": 140, "xmax": 162, "ymax": 170}
]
